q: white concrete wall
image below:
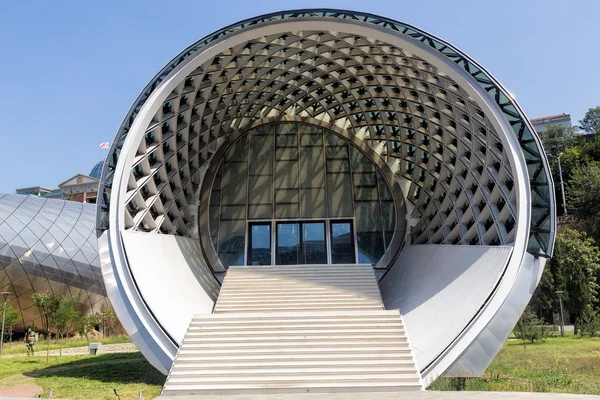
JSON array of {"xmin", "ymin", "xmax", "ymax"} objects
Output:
[
  {"xmin": 121, "ymin": 231, "xmax": 219, "ymax": 343},
  {"xmin": 444, "ymin": 253, "xmax": 544, "ymax": 376},
  {"xmin": 379, "ymin": 244, "xmax": 512, "ymax": 371}
]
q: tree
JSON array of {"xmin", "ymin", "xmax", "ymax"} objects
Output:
[
  {"xmin": 568, "ymin": 162, "xmax": 600, "ymax": 242},
  {"xmin": 580, "ymin": 106, "xmax": 600, "ymax": 135},
  {"xmin": 549, "ymin": 229, "xmax": 600, "ymax": 334},
  {"xmin": 64, "ymin": 190, "xmax": 76, "ymax": 201},
  {"xmin": 77, "ymin": 313, "xmax": 101, "ymax": 343},
  {"xmin": 514, "ymin": 307, "xmax": 549, "ymax": 344},
  {"xmin": 578, "ymin": 305, "xmax": 600, "ymax": 337},
  {"xmin": 539, "ymin": 124, "xmax": 577, "ymax": 157},
  {"xmin": 1, "ymin": 302, "xmax": 20, "ymax": 348},
  {"xmin": 54, "ymin": 297, "xmax": 80, "ymax": 356},
  {"xmin": 32, "ymin": 292, "xmax": 61, "ymax": 363},
  {"xmin": 100, "ymin": 304, "xmax": 117, "ymax": 337},
  {"xmin": 530, "ymin": 263, "xmax": 556, "ymax": 322}
]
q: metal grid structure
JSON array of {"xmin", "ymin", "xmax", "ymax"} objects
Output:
[
  {"xmin": 97, "ymin": 9, "xmax": 554, "ymax": 257},
  {"xmin": 106, "ymin": 31, "xmax": 517, "ymax": 250},
  {"xmin": 0, "ymin": 193, "xmax": 107, "ymax": 331}
]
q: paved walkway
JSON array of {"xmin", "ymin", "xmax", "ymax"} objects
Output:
[
  {"xmin": 4, "ymin": 342, "xmax": 137, "ymax": 357},
  {"xmin": 158, "ymin": 392, "xmax": 600, "ymax": 400}
]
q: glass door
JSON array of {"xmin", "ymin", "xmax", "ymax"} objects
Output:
[
  {"xmin": 276, "ymin": 222, "xmax": 301, "ymax": 265},
  {"xmin": 248, "ymin": 222, "xmax": 271, "ymax": 265},
  {"xmin": 330, "ymin": 220, "xmax": 356, "ymax": 264},
  {"xmin": 276, "ymin": 221, "xmax": 327, "ymax": 265},
  {"xmin": 302, "ymin": 222, "xmax": 327, "ymax": 264}
]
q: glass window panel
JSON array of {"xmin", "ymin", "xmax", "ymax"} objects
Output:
[
  {"xmin": 248, "ymin": 204, "xmax": 272, "ymax": 220},
  {"xmin": 275, "ymin": 203, "xmax": 299, "ymax": 219},
  {"xmin": 276, "ymin": 123, "xmax": 297, "ymax": 136},
  {"xmin": 327, "ymin": 159, "xmax": 350, "ymax": 172},
  {"xmin": 326, "ymin": 145, "xmax": 349, "ymax": 160},
  {"xmin": 299, "ymin": 123, "xmax": 322, "ymax": 136},
  {"xmin": 209, "ymin": 205, "xmax": 220, "ymax": 241},
  {"xmin": 300, "ymin": 132, "xmax": 323, "ymax": 147},
  {"xmin": 221, "ymin": 162, "xmax": 247, "ymax": 204},
  {"xmin": 276, "ymin": 132, "xmax": 298, "ymax": 147},
  {"xmin": 275, "ymin": 188, "xmax": 299, "ymax": 204},
  {"xmin": 220, "ymin": 204, "xmax": 245, "ymax": 221},
  {"xmin": 354, "ymin": 186, "xmax": 379, "ymax": 201},
  {"xmin": 380, "ymin": 201, "xmax": 395, "ymax": 248},
  {"xmin": 254, "ymin": 124, "xmax": 272, "ymax": 136},
  {"xmin": 350, "ymin": 147, "xmax": 376, "ymax": 172},
  {"xmin": 249, "ymin": 134, "xmax": 273, "ymax": 175},
  {"xmin": 218, "ymin": 220, "xmax": 245, "ymax": 267},
  {"xmin": 276, "ymin": 147, "xmax": 298, "ymax": 161},
  {"xmin": 353, "ymin": 171, "xmax": 378, "ymax": 201},
  {"xmin": 275, "ymin": 161, "xmax": 299, "ymax": 189},
  {"xmin": 325, "ymin": 131, "xmax": 344, "ymax": 146},
  {"xmin": 378, "ymin": 171, "xmax": 393, "ymax": 201},
  {"xmin": 301, "ymin": 188, "xmax": 326, "ymax": 219},
  {"xmin": 248, "ymin": 175, "xmax": 272, "ymax": 205},
  {"xmin": 327, "ymin": 173, "xmax": 353, "ymax": 217},
  {"xmin": 227, "ymin": 138, "xmax": 248, "ymax": 162},
  {"xmin": 300, "ymin": 147, "xmax": 325, "ymax": 188}
]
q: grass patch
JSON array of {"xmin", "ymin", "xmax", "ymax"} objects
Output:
[
  {"xmin": 0, "ymin": 352, "xmax": 164, "ymax": 399},
  {"xmin": 2, "ymin": 335, "xmax": 131, "ymax": 355},
  {"xmin": 431, "ymin": 335, "xmax": 600, "ymax": 394}
]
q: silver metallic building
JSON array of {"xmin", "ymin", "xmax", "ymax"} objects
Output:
[
  {"xmin": 97, "ymin": 9, "xmax": 555, "ymax": 387},
  {"xmin": 0, "ymin": 193, "xmax": 107, "ymax": 332}
]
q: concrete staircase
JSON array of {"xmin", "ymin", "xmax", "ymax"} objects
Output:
[{"xmin": 161, "ymin": 264, "xmax": 423, "ymax": 395}]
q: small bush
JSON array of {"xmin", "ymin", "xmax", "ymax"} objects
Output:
[
  {"xmin": 514, "ymin": 307, "xmax": 551, "ymax": 343},
  {"xmin": 578, "ymin": 305, "xmax": 600, "ymax": 337}
]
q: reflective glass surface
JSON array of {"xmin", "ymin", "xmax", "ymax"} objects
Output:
[
  {"xmin": 331, "ymin": 221, "xmax": 356, "ymax": 264},
  {"xmin": 303, "ymin": 222, "xmax": 327, "ymax": 264},
  {"xmin": 209, "ymin": 122, "xmax": 396, "ymax": 267},
  {"xmin": 276, "ymin": 222, "xmax": 300, "ymax": 265},
  {"xmin": 248, "ymin": 223, "xmax": 271, "ymax": 265}
]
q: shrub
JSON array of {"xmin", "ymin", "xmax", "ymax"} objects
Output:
[
  {"xmin": 578, "ymin": 305, "xmax": 600, "ymax": 337},
  {"xmin": 514, "ymin": 307, "xmax": 551, "ymax": 343}
]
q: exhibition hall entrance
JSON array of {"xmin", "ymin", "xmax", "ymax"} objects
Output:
[
  {"xmin": 247, "ymin": 220, "xmax": 357, "ymax": 266},
  {"xmin": 207, "ymin": 121, "xmax": 399, "ymax": 270}
]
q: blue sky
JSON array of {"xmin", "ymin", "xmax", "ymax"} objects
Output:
[{"xmin": 1, "ymin": 0, "xmax": 598, "ymax": 193}]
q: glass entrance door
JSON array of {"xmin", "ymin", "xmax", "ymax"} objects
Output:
[
  {"xmin": 330, "ymin": 220, "xmax": 356, "ymax": 264},
  {"xmin": 248, "ymin": 223, "xmax": 271, "ymax": 265},
  {"xmin": 276, "ymin": 221, "xmax": 326, "ymax": 265}
]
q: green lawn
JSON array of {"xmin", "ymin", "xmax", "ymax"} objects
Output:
[
  {"xmin": 0, "ymin": 352, "xmax": 165, "ymax": 400},
  {"xmin": 2, "ymin": 335, "xmax": 132, "ymax": 355},
  {"xmin": 3, "ymin": 334, "xmax": 600, "ymax": 398},
  {"xmin": 431, "ymin": 335, "xmax": 600, "ymax": 394}
]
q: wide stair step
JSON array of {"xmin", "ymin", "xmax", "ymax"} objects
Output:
[{"xmin": 161, "ymin": 264, "xmax": 423, "ymax": 396}]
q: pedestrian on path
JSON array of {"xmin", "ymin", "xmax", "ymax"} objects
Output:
[{"xmin": 24, "ymin": 328, "xmax": 36, "ymax": 356}]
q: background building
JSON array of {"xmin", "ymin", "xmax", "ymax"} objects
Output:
[
  {"xmin": 96, "ymin": 9, "xmax": 555, "ymax": 392},
  {"xmin": 531, "ymin": 113, "xmax": 572, "ymax": 133},
  {"xmin": 15, "ymin": 160, "xmax": 104, "ymax": 204}
]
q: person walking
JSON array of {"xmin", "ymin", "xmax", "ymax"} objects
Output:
[{"xmin": 24, "ymin": 328, "xmax": 36, "ymax": 356}]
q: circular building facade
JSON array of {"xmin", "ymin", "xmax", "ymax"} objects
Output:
[{"xmin": 97, "ymin": 10, "xmax": 555, "ymax": 383}]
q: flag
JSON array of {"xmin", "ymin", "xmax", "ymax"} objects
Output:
[{"xmin": 100, "ymin": 142, "xmax": 110, "ymax": 149}]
